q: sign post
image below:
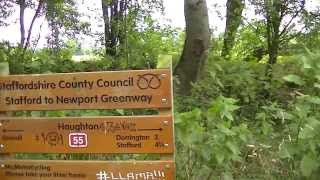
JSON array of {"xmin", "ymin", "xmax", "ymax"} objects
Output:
[
  {"xmin": 0, "ymin": 70, "xmax": 171, "ymax": 111},
  {"xmin": 0, "ymin": 116, "xmax": 173, "ymax": 154},
  {"xmin": 0, "ymin": 62, "xmax": 11, "ymax": 161},
  {"xmin": 0, "ymin": 69, "xmax": 175, "ymax": 180}
]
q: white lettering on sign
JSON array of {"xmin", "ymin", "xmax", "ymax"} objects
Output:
[
  {"xmin": 69, "ymin": 133, "xmax": 88, "ymax": 148},
  {"xmin": 96, "ymin": 170, "xmax": 165, "ymax": 180}
]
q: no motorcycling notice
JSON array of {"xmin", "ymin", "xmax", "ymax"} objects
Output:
[{"xmin": 0, "ymin": 69, "xmax": 171, "ymax": 111}]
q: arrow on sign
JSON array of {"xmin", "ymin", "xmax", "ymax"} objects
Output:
[
  {"xmin": 2, "ymin": 129, "xmax": 24, "ymax": 133},
  {"xmin": 137, "ymin": 128, "xmax": 163, "ymax": 132}
]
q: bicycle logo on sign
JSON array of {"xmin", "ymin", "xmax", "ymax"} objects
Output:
[{"xmin": 137, "ymin": 74, "xmax": 162, "ymax": 90}]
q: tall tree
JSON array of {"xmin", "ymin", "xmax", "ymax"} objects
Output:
[
  {"xmin": 16, "ymin": 0, "xmax": 44, "ymax": 49},
  {"xmin": 46, "ymin": 0, "xmax": 88, "ymax": 51},
  {"xmin": 222, "ymin": 0, "xmax": 245, "ymax": 59},
  {"xmin": 175, "ymin": 0, "xmax": 210, "ymax": 96},
  {"xmin": 299, "ymin": 8, "xmax": 320, "ymax": 50},
  {"xmin": 18, "ymin": 0, "xmax": 26, "ymax": 46},
  {"xmin": 101, "ymin": 0, "xmax": 163, "ymax": 57},
  {"xmin": 24, "ymin": 0, "xmax": 44, "ymax": 50},
  {"xmin": 101, "ymin": 0, "xmax": 130, "ymax": 56},
  {"xmin": 251, "ymin": 0, "xmax": 305, "ymax": 76},
  {"xmin": 8, "ymin": 0, "xmax": 86, "ymax": 51}
]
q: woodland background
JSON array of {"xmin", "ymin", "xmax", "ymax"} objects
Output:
[{"xmin": 1, "ymin": 0, "xmax": 320, "ymax": 179}]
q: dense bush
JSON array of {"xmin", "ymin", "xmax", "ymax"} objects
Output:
[{"xmin": 174, "ymin": 51, "xmax": 320, "ymax": 179}]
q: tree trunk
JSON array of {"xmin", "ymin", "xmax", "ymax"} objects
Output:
[
  {"xmin": 24, "ymin": 0, "xmax": 44, "ymax": 50},
  {"xmin": 110, "ymin": 0, "xmax": 118, "ymax": 54},
  {"xmin": 264, "ymin": 0, "xmax": 281, "ymax": 77},
  {"xmin": 221, "ymin": 0, "xmax": 245, "ymax": 59},
  {"xmin": 102, "ymin": 0, "xmax": 112, "ymax": 55},
  {"xmin": 19, "ymin": 0, "xmax": 26, "ymax": 46},
  {"xmin": 102, "ymin": 0, "xmax": 125, "ymax": 56},
  {"xmin": 175, "ymin": 0, "xmax": 210, "ymax": 96}
]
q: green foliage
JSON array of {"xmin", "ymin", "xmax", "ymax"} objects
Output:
[
  {"xmin": 3, "ymin": 38, "xmax": 320, "ymax": 179},
  {"xmin": 174, "ymin": 49, "xmax": 320, "ymax": 179},
  {"xmin": 125, "ymin": 21, "xmax": 183, "ymax": 69},
  {"xmin": 1, "ymin": 1, "xmax": 320, "ymax": 178},
  {"xmin": 175, "ymin": 96, "xmax": 251, "ymax": 179},
  {"xmin": 231, "ymin": 21, "xmax": 267, "ymax": 61},
  {"xmin": 283, "ymin": 74, "xmax": 305, "ymax": 85},
  {"xmin": 275, "ymin": 51, "xmax": 320, "ymax": 179}
]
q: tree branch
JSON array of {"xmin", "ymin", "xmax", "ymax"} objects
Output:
[
  {"xmin": 32, "ymin": 18, "xmax": 45, "ymax": 53},
  {"xmin": 24, "ymin": 0, "xmax": 44, "ymax": 50},
  {"xmin": 242, "ymin": 17, "xmax": 259, "ymax": 30},
  {"xmin": 19, "ymin": 0, "xmax": 26, "ymax": 46},
  {"xmin": 279, "ymin": 0, "xmax": 305, "ymax": 38}
]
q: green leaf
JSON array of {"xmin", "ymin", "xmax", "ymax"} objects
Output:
[
  {"xmin": 300, "ymin": 154, "xmax": 318, "ymax": 177},
  {"xmin": 215, "ymin": 149, "xmax": 225, "ymax": 165},
  {"xmin": 80, "ymin": 110, "xmax": 100, "ymax": 116},
  {"xmin": 209, "ymin": 96, "xmax": 239, "ymax": 121},
  {"xmin": 46, "ymin": 111, "xmax": 65, "ymax": 117},
  {"xmin": 217, "ymin": 123, "xmax": 236, "ymax": 136},
  {"xmin": 214, "ymin": 63, "xmax": 223, "ymax": 72},
  {"xmin": 175, "ymin": 109, "xmax": 204, "ymax": 145},
  {"xmin": 223, "ymin": 112, "xmax": 234, "ymax": 121},
  {"xmin": 31, "ymin": 111, "xmax": 41, "ymax": 117},
  {"xmin": 115, "ymin": 109, "xmax": 125, "ymax": 115},
  {"xmin": 200, "ymin": 145, "xmax": 212, "ymax": 161},
  {"xmin": 226, "ymin": 141, "xmax": 239, "ymax": 154},
  {"xmin": 209, "ymin": 71, "xmax": 216, "ymax": 79},
  {"xmin": 0, "ymin": 62, "xmax": 9, "ymax": 75},
  {"xmin": 301, "ymin": 56, "xmax": 312, "ymax": 69},
  {"xmin": 279, "ymin": 143, "xmax": 299, "ymax": 159},
  {"xmin": 216, "ymin": 79, "xmax": 224, "ymax": 88},
  {"xmin": 157, "ymin": 55, "xmax": 172, "ymax": 68},
  {"xmin": 283, "ymin": 74, "xmax": 305, "ymax": 86},
  {"xmin": 279, "ymin": 145, "xmax": 291, "ymax": 159},
  {"xmin": 305, "ymin": 96, "xmax": 320, "ymax": 105},
  {"xmin": 299, "ymin": 125, "xmax": 316, "ymax": 139},
  {"xmin": 222, "ymin": 172, "xmax": 234, "ymax": 180}
]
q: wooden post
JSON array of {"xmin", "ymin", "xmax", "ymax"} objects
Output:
[
  {"xmin": 0, "ymin": 62, "xmax": 11, "ymax": 160},
  {"xmin": 0, "ymin": 67, "xmax": 176, "ymax": 179},
  {"xmin": 158, "ymin": 57, "xmax": 175, "ymax": 164}
]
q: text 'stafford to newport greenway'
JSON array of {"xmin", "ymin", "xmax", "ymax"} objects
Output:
[{"xmin": 0, "ymin": 69, "xmax": 172, "ymax": 111}]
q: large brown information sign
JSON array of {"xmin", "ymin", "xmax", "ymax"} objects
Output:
[
  {"xmin": 0, "ymin": 69, "xmax": 171, "ymax": 111},
  {"xmin": 0, "ymin": 160, "xmax": 175, "ymax": 180},
  {"xmin": 0, "ymin": 115, "xmax": 173, "ymax": 154},
  {"xmin": 0, "ymin": 68, "xmax": 175, "ymax": 179}
]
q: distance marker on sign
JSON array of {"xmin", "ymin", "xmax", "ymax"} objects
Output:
[{"xmin": 0, "ymin": 115, "xmax": 173, "ymax": 154}]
